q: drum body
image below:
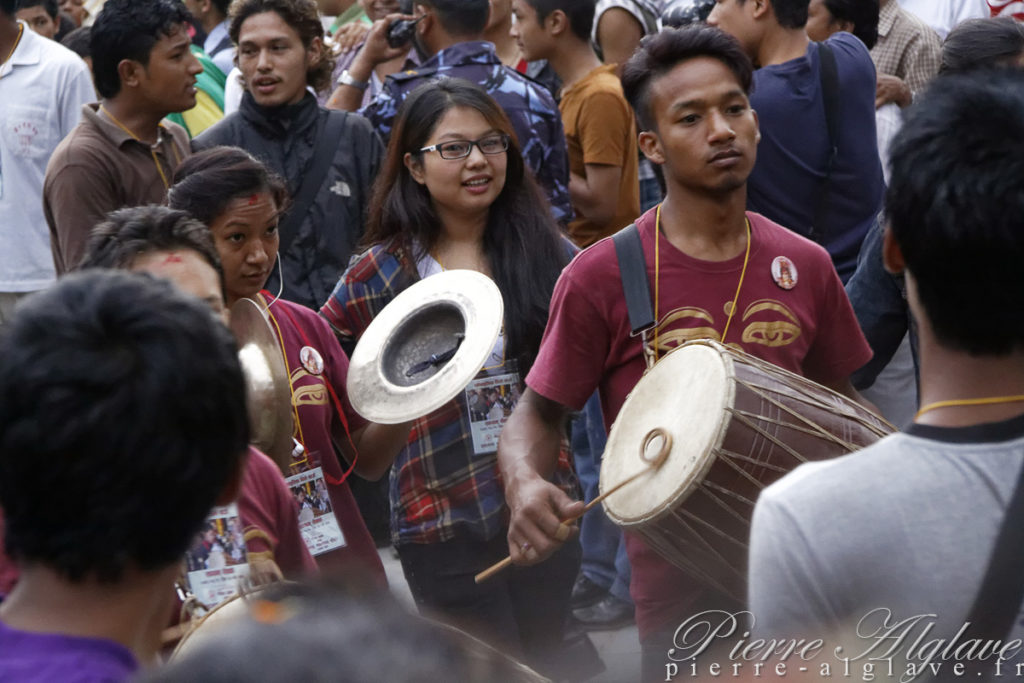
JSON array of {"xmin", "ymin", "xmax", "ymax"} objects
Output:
[{"xmin": 601, "ymin": 340, "xmax": 894, "ymax": 601}]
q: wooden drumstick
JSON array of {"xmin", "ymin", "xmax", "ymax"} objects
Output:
[{"xmin": 474, "ymin": 428, "xmax": 673, "ymax": 584}]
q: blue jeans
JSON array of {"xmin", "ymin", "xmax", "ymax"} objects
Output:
[{"xmin": 571, "ymin": 393, "xmax": 633, "ymax": 604}]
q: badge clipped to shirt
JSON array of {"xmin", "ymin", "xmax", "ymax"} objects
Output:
[
  {"xmin": 464, "ymin": 356, "xmax": 521, "ymax": 456},
  {"xmin": 183, "ymin": 503, "xmax": 251, "ymax": 609},
  {"xmin": 299, "ymin": 345, "xmax": 324, "ymax": 375},
  {"xmin": 771, "ymin": 255, "xmax": 798, "ymax": 290}
]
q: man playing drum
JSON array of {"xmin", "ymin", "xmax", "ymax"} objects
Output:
[{"xmin": 497, "ymin": 24, "xmax": 873, "ymax": 682}]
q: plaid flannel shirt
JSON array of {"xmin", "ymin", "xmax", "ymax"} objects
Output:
[
  {"xmin": 870, "ymin": 1, "xmax": 942, "ymax": 95},
  {"xmin": 321, "ymin": 241, "xmax": 578, "ymax": 546}
]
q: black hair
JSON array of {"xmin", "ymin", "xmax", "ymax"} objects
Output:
[
  {"xmin": 522, "ymin": 0, "xmax": 595, "ymax": 42},
  {"xmin": 169, "ymin": 146, "xmax": 290, "ymax": 227},
  {"xmin": 60, "ymin": 25, "xmax": 90, "ymax": 56},
  {"xmin": 363, "ymin": 78, "xmax": 569, "ymax": 373},
  {"xmin": 418, "ymin": 0, "xmax": 489, "ymax": 37},
  {"xmin": 15, "ymin": 0, "xmax": 57, "ymax": 18},
  {"xmin": 622, "ymin": 25, "xmax": 754, "ymax": 131},
  {"xmin": 940, "ymin": 17, "xmax": 1024, "ymax": 74},
  {"xmin": 138, "ymin": 582, "xmax": 545, "ymax": 683},
  {"xmin": 0, "ymin": 0, "xmax": 14, "ymax": 16},
  {"xmin": 822, "ymin": 0, "xmax": 879, "ymax": 49},
  {"xmin": 0, "ymin": 270, "xmax": 248, "ymax": 582},
  {"xmin": 757, "ymin": 0, "xmax": 808, "ymax": 28},
  {"xmin": 886, "ymin": 70, "xmax": 1024, "ymax": 355},
  {"xmin": 90, "ymin": 0, "xmax": 192, "ymax": 99},
  {"xmin": 228, "ymin": 0, "xmax": 336, "ymax": 93},
  {"xmin": 80, "ymin": 205, "xmax": 226, "ymax": 299}
]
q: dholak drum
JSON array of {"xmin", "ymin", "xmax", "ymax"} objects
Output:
[
  {"xmin": 170, "ymin": 584, "xmax": 282, "ymax": 660},
  {"xmin": 600, "ymin": 340, "xmax": 895, "ymax": 602}
]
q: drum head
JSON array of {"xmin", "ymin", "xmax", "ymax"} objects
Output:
[
  {"xmin": 600, "ymin": 341, "xmax": 735, "ymax": 526},
  {"xmin": 347, "ymin": 270, "xmax": 503, "ymax": 424}
]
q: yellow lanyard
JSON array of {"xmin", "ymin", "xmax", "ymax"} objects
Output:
[
  {"xmin": 0, "ymin": 24, "xmax": 24, "ymax": 77},
  {"xmin": 652, "ymin": 204, "xmax": 752, "ymax": 362},
  {"xmin": 99, "ymin": 106, "xmax": 181, "ymax": 189},
  {"xmin": 915, "ymin": 395, "xmax": 1024, "ymax": 420}
]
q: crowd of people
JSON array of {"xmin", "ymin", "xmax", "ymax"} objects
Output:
[{"xmin": 2, "ymin": 0, "xmax": 1024, "ymax": 681}]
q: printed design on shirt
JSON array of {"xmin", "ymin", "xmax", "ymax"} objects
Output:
[
  {"xmin": 740, "ymin": 299, "xmax": 802, "ymax": 348},
  {"xmin": 644, "ymin": 299, "xmax": 802, "ymax": 359},
  {"xmin": 12, "ymin": 121, "xmax": 41, "ymax": 156},
  {"xmin": 289, "ymin": 367, "xmax": 328, "ymax": 408}
]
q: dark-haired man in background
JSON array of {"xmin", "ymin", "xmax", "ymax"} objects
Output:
[
  {"xmin": 0, "ymin": 270, "xmax": 249, "ymax": 682},
  {"xmin": 42, "ymin": 0, "xmax": 200, "ymax": 274},
  {"xmin": 195, "ymin": 0, "xmax": 383, "ymax": 312},
  {"xmin": 15, "ymin": 0, "xmax": 57, "ymax": 38},
  {"xmin": 709, "ymin": 0, "xmax": 884, "ymax": 281},
  {"xmin": 749, "ymin": 69, "xmax": 1024, "ymax": 653},
  {"xmin": 327, "ymin": 0, "xmax": 572, "ymax": 224}
]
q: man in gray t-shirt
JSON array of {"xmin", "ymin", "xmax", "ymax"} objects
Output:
[{"xmin": 748, "ymin": 69, "xmax": 1024, "ymax": 676}]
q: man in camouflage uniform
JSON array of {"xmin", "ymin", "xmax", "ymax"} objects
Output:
[{"xmin": 327, "ymin": 0, "xmax": 572, "ymax": 223}]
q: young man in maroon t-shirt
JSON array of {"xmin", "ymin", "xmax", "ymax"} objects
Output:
[{"xmin": 497, "ymin": 24, "xmax": 873, "ymax": 683}]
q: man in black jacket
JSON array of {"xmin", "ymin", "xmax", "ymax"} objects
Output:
[{"xmin": 195, "ymin": 0, "xmax": 383, "ymax": 311}]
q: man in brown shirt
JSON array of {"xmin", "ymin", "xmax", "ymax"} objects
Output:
[
  {"xmin": 43, "ymin": 0, "xmax": 199, "ymax": 273},
  {"xmin": 511, "ymin": 0, "xmax": 640, "ymax": 248}
]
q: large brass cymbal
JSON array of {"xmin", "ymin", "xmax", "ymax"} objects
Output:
[
  {"xmin": 230, "ymin": 298, "xmax": 294, "ymax": 472},
  {"xmin": 347, "ymin": 270, "xmax": 504, "ymax": 424}
]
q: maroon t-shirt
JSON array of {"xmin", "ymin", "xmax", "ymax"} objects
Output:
[
  {"xmin": 238, "ymin": 447, "xmax": 317, "ymax": 577},
  {"xmin": 259, "ymin": 295, "xmax": 385, "ymax": 587},
  {"xmin": 526, "ymin": 207, "xmax": 872, "ymax": 637}
]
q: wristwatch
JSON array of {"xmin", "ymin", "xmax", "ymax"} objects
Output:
[{"xmin": 337, "ymin": 69, "xmax": 369, "ymax": 92}]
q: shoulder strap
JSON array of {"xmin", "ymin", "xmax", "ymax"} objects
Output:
[
  {"xmin": 612, "ymin": 223, "xmax": 655, "ymax": 335},
  {"xmin": 810, "ymin": 41, "xmax": 840, "ymax": 245},
  {"xmin": 278, "ymin": 111, "xmax": 348, "ymax": 257},
  {"xmin": 963, "ymin": 457, "xmax": 1024, "ymax": 645}
]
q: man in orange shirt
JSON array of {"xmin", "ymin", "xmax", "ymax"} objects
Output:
[{"xmin": 511, "ymin": 0, "xmax": 640, "ymax": 248}]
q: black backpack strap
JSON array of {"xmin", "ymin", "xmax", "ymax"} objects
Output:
[
  {"xmin": 210, "ymin": 34, "xmax": 233, "ymax": 58},
  {"xmin": 810, "ymin": 41, "xmax": 840, "ymax": 245},
  {"xmin": 277, "ymin": 111, "xmax": 348, "ymax": 258},
  {"xmin": 612, "ymin": 223, "xmax": 655, "ymax": 335},
  {"xmin": 963, "ymin": 457, "xmax": 1024, "ymax": 644}
]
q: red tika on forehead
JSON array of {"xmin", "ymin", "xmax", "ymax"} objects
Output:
[
  {"xmin": 162, "ymin": 253, "xmax": 184, "ymax": 264},
  {"xmin": 248, "ymin": 194, "xmax": 260, "ymax": 205}
]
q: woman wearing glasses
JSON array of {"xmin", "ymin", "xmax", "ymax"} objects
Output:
[{"xmin": 322, "ymin": 78, "xmax": 579, "ymax": 677}]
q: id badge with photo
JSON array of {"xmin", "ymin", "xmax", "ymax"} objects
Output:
[
  {"xmin": 464, "ymin": 357, "xmax": 522, "ymax": 456},
  {"xmin": 285, "ymin": 466, "xmax": 347, "ymax": 556},
  {"xmin": 184, "ymin": 503, "xmax": 251, "ymax": 608}
]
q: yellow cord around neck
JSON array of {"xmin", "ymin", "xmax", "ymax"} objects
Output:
[
  {"xmin": 915, "ymin": 395, "xmax": 1024, "ymax": 420},
  {"xmin": 652, "ymin": 204, "xmax": 752, "ymax": 362},
  {"xmin": 100, "ymin": 105, "xmax": 179, "ymax": 189},
  {"xmin": 0, "ymin": 23, "xmax": 24, "ymax": 75}
]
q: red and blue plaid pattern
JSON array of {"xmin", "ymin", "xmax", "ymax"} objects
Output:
[{"xmin": 321, "ymin": 241, "xmax": 577, "ymax": 545}]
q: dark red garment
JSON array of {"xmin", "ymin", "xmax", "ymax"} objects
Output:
[
  {"xmin": 238, "ymin": 447, "xmax": 317, "ymax": 577},
  {"xmin": 259, "ymin": 295, "xmax": 386, "ymax": 587}
]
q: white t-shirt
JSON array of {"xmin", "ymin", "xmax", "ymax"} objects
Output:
[
  {"xmin": 749, "ymin": 416, "xmax": 1024, "ymax": 659},
  {"xmin": 0, "ymin": 23, "xmax": 94, "ymax": 292},
  {"xmin": 897, "ymin": 0, "xmax": 989, "ymax": 38}
]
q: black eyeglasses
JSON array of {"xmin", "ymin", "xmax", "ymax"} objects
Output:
[{"xmin": 418, "ymin": 134, "xmax": 510, "ymax": 160}]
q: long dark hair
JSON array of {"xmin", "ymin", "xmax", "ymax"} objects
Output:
[{"xmin": 363, "ymin": 78, "xmax": 570, "ymax": 371}]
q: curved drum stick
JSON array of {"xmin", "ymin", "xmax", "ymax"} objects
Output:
[{"xmin": 474, "ymin": 428, "xmax": 673, "ymax": 584}]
